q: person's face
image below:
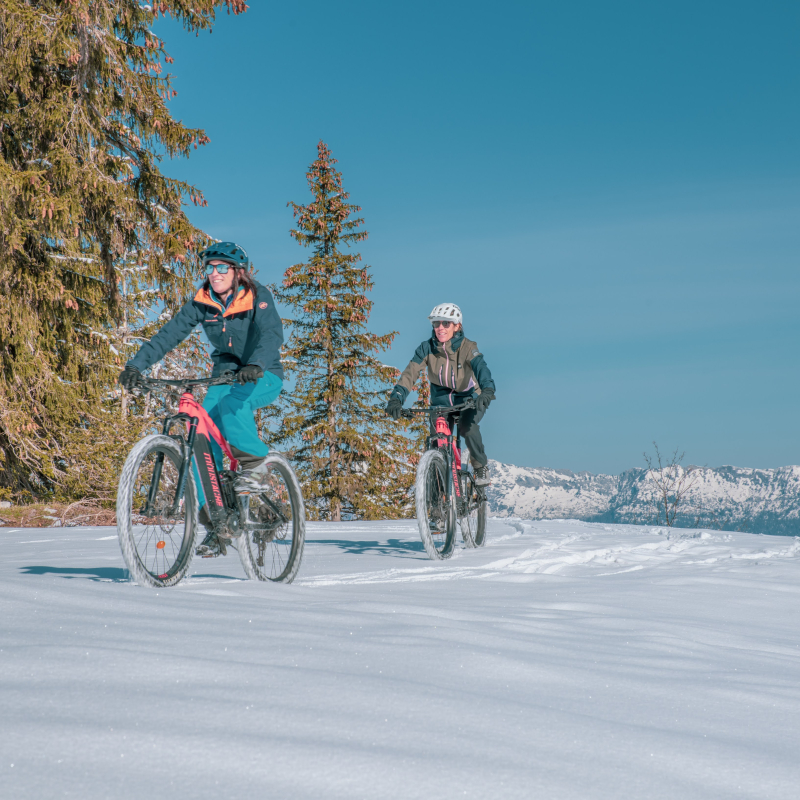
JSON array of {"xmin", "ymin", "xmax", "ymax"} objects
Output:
[
  {"xmin": 433, "ymin": 320, "xmax": 459, "ymax": 342},
  {"xmin": 207, "ymin": 260, "xmax": 236, "ymax": 295}
]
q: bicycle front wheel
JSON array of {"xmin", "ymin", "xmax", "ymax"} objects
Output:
[
  {"xmin": 415, "ymin": 449, "xmax": 456, "ymax": 560},
  {"xmin": 459, "ymin": 471, "xmax": 488, "ymax": 548},
  {"xmin": 116, "ymin": 435, "xmax": 198, "ymax": 588},
  {"xmin": 237, "ymin": 453, "xmax": 306, "ymax": 583}
]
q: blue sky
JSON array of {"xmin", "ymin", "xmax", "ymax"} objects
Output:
[{"xmin": 156, "ymin": 0, "xmax": 799, "ymax": 474}]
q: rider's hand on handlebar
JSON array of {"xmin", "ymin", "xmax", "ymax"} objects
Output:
[
  {"xmin": 385, "ymin": 398, "xmax": 403, "ymax": 420},
  {"xmin": 119, "ymin": 366, "xmax": 144, "ymax": 391},
  {"xmin": 237, "ymin": 365, "xmax": 263, "ymax": 385},
  {"xmin": 475, "ymin": 389, "xmax": 495, "ymax": 414}
]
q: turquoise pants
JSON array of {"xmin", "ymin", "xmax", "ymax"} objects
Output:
[{"xmin": 203, "ymin": 371, "xmax": 283, "ymax": 470}]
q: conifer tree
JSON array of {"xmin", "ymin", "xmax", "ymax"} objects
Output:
[
  {"xmin": 0, "ymin": 1, "xmax": 247, "ymax": 500},
  {"xmin": 269, "ymin": 142, "xmax": 419, "ymax": 521}
]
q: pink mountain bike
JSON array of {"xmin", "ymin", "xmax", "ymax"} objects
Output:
[
  {"xmin": 116, "ymin": 372, "xmax": 305, "ymax": 588},
  {"xmin": 403, "ymin": 400, "xmax": 488, "ymax": 559}
]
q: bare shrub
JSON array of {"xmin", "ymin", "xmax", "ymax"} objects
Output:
[{"xmin": 643, "ymin": 442, "xmax": 701, "ymax": 527}]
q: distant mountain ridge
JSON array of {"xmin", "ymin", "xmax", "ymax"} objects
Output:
[{"xmin": 486, "ymin": 461, "xmax": 800, "ymax": 536}]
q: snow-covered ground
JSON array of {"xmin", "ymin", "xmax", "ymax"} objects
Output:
[{"xmin": 2, "ymin": 519, "xmax": 800, "ymax": 799}]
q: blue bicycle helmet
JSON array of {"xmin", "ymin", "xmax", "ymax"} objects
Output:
[{"xmin": 199, "ymin": 241, "xmax": 249, "ymax": 269}]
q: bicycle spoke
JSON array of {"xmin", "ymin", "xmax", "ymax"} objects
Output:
[{"xmin": 126, "ymin": 447, "xmax": 192, "ymax": 582}]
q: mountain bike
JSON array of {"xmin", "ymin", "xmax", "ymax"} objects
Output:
[
  {"xmin": 116, "ymin": 372, "xmax": 305, "ymax": 588},
  {"xmin": 402, "ymin": 401, "xmax": 488, "ymax": 560}
]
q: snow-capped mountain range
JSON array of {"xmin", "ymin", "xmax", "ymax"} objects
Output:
[{"xmin": 486, "ymin": 460, "xmax": 800, "ymax": 535}]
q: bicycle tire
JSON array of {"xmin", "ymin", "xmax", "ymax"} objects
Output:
[
  {"xmin": 237, "ymin": 453, "xmax": 306, "ymax": 583},
  {"xmin": 459, "ymin": 472, "xmax": 488, "ymax": 548},
  {"xmin": 116, "ymin": 435, "xmax": 198, "ymax": 588},
  {"xmin": 415, "ymin": 449, "xmax": 456, "ymax": 560}
]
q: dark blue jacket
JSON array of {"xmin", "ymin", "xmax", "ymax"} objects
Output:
[{"xmin": 128, "ymin": 280, "xmax": 284, "ymax": 378}]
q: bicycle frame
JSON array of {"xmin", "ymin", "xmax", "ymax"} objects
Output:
[
  {"xmin": 430, "ymin": 414, "xmax": 462, "ymax": 504},
  {"xmin": 403, "ymin": 400, "xmax": 477, "ymax": 509},
  {"xmin": 140, "ymin": 398, "xmax": 234, "ymax": 524},
  {"xmin": 135, "ymin": 374, "xmax": 290, "ymax": 536},
  {"xmin": 175, "ymin": 391, "xmax": 238, "ymax": 525}
]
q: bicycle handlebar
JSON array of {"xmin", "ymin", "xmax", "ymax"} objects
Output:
[
  {"xmin": 133, "ymin": 370, "xmax": 238, "ymax": 393},
  {"xmin": 400, "ymin": 399, "xmax": 476, "ymax": 418}
]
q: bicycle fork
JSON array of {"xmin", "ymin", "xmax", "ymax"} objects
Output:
[{"xmin": 142, "ymin": 414, "xmax": 199, "ymax": 517}]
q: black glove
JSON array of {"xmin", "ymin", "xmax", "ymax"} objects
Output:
[
  {"xmin": 385, "ymin": 398, "xmax": 403, "ymax": 420},
  {"xmin": 119, "ymin": 366, "xmax": 143, "ymax": 391},
  {"xmin": 475, "ymin": 390, "xmax": 495, "ymax": 414},
  {"xmin": 237, "ymin": 364, "xmax": 264, "ymax": 385}
]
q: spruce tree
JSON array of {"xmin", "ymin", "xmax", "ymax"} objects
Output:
[
  {"xmin": 269, "ymin": 141, "xmax": 419, "ymax": 521},
  {"xmin": 0, "ymin": 1, "xmax": 247, "ymax": 500}
]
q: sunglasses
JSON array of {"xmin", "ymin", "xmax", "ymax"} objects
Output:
[
  {"xmin": 432, "ymin": 321, "xmax": 454, "ymax": 328},
  {"xmin": 204, "ymin": 262, "xmax": 235, "ymax": 275}
]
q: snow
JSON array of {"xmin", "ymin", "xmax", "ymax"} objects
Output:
[
  {"xmin": 2, "ymin": 519, "xmax": 800, "ymax": 798},
  {"xmin": 48, "ymin": 254, "xmax": 98, "ymax": 264}
]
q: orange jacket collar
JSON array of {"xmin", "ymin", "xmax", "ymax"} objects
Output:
[{"xmin": 194, "ymin": 286, "xmax": 255, "ymax": 317}]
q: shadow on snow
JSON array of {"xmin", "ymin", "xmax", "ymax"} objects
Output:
[
  {"xmin": 305, "ymin": 537, "xmax": 425, "ymax": 557},
  {"xmin": 20, "ymin": 565, "xmax": 128, "ymax": 582},
  {"xmin": 19, "ymin": 538, "xmax": 426, "ymax": 582}
]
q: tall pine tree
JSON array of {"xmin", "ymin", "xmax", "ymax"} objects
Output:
[
  {"xmin": 268, "ymin": 142, "xmax": 419, "ymax": 521},
  {"xmin": 0, "ymin": 1, "xmax": 247, "ymax": 500}
]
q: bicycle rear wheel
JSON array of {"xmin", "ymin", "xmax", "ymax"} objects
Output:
[
  {"xmin": 237, "ymin": 453, "xmax": 306, "ymax": 583},
  {"xmin": 415, "ymin": 449, "xmax": 456, "ymax": 560},
  {"xmin": 116, "ymin": 435, "xmax": 198, "ymax": 588},
  {"xmin": 459, "ymin": 471, "xmax": 488, "ymax": 548}
]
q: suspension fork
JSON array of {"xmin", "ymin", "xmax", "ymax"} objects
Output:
[
  {"xmin": 142, "ymin": 412, "xmax": 198, "ymax": 516},
  {"xmin": 142, "ymin": 416, "xmax": 172, "ymax": 516},
  {"xmin": 169, "ymin": 416, "xmax": 198, "ymax": 514}
]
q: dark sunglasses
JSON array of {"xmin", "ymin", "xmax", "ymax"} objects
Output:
[
  {"xmin": 204, "ymin": 261, "xmax": 235, "ymax": 275},
  {"xmin": 432, "ymin": 321, "xmax": 454, "ymax": 328}
]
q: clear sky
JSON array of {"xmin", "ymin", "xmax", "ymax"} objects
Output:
[{"xmin": 156, "ymin": 0, "xmax": 799, "ymax": 475}]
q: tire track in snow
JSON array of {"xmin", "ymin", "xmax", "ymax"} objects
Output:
[{"xmin": 299, "ymin": 528, "xmax": 800, "ymax": 587}]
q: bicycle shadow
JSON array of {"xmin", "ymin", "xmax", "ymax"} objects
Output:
[
  {"xmin": 20, "ymin": 565, "xmax": 128, "ymax": 582},
  {"xmin": 306, "ymin": 538, "xmax": 426, "ymax": 558},
  {"xmin": 189, "ymin": 572, "xmax": 245, "ymax": 580},
  {"xmin": 21, "ymin": 565, "xmax": 249, "ymax": 583}
]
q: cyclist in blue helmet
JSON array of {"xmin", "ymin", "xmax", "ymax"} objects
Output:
[{"xmin": 118, "ymin": 242, "xmax": 284, "ymax": 556}]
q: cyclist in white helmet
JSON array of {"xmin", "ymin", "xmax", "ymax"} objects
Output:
[{"xmin": 385, "ymin": 303, "xmax": 495, "ymax": 485}]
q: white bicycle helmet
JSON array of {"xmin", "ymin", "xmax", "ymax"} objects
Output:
[{"xmin": 428, "ymin": 303, "xmax": 462, "ymax": 325}]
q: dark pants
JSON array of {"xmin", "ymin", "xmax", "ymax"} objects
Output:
[{"xmin": 429, "ymin": 407, "xmax": 488, "ymax": 467}]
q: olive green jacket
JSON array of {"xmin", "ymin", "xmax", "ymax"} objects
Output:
[{"xmin": 390, "ymin": 330, "xmax": 495, "ymax": 407}]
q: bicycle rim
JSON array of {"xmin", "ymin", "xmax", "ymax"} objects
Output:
[{"xmin": 238, "ymin": 453, "xmax": 306, "ymax": 582}]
